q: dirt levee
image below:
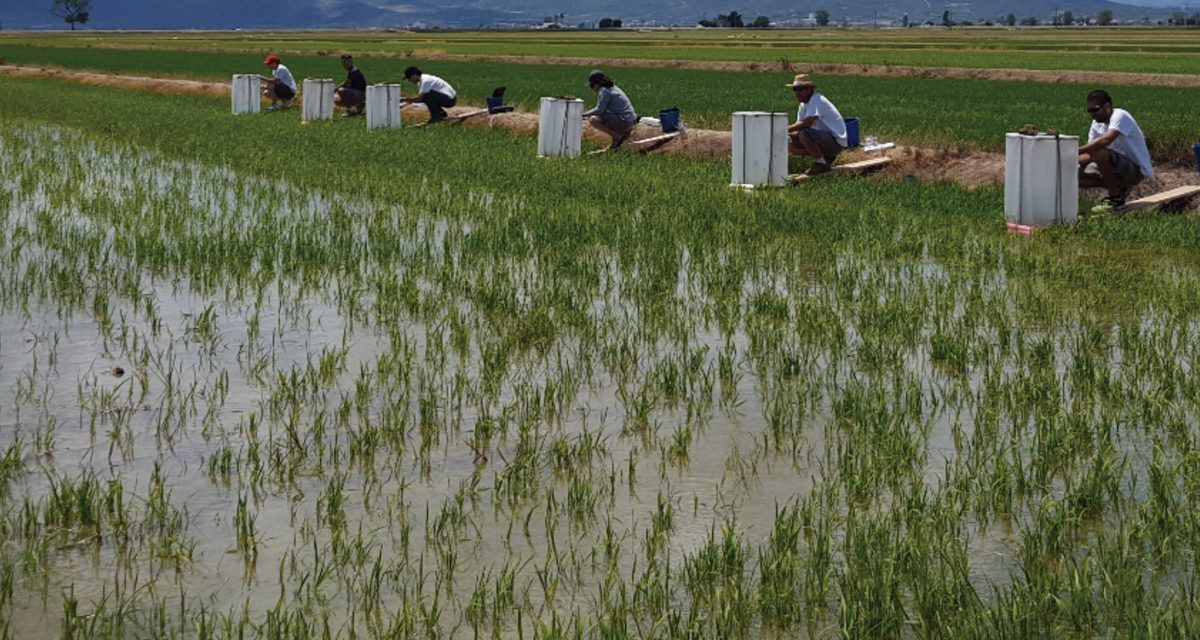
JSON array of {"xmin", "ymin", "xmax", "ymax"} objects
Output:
[{"xmin": 4, "ymin": 63, "xmax": 1197, "ymax": 205}]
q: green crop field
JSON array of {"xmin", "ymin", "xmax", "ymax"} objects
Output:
[
  {"xmin": 6, "ymin": 27, "xmax": 1200, "ymax": 74},
  {"xmin": 3, "ymin": 27, "xmax": 1200, "ymax": 639},
  {"xmin": 3, "ymin": 42, "xmax": 1200, "ymax": 163}
]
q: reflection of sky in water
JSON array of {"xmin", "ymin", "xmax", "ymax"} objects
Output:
[{"xmin": 3, "ymin": 125, "xmax": 1197, "ymax": 637}]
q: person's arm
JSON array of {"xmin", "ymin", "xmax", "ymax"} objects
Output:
[
  {"xmin": 583, "ymin": 89, "xmax": 611, "ymax": 118},
  {"xmin": 1079, "ymin": 128, "xmax": 1119, "ymax": 155},
  {"xmin": 788, "ymin": 116, "xmax": 818, "ymax": 134}
]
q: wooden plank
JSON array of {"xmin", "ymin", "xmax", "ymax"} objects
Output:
[
  {"xmin": 1117, "ymin": 185, "xmax": 1200, "ymax": 212},
  {"xmin": 788, "ymin": 157, "xmax": 892, "ymax": 183},
  {"xmin": 629, "ymin": 132, "xmax": 682, "ymax": 146}
]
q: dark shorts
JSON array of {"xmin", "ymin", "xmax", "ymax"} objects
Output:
[
  {"xmin": 274, "ymin": 83, "xmax": 295, "ymax": 100},
  {"xmin": 597, "ymin": 113, "xmax": 638, "ymax": 135},
  {"xmin": 791, "ymin": 127, "xmax": 844, "ymax": 159},
  {"xmin": 1080, "ymin": 150, "xmax": 1144, "ymax": 192},
  {"xmin": 339, "ymin": 87, "xmax": 365, "ymax": 105}
]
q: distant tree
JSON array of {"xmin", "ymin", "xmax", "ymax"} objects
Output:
[
  {"xmin": 52, "ymin": 0, "xmax": 90, "ymax": 30},
  {"xmin": 613, "ymin": 18, "xmax": 622, "ymax": 27},
  {"xmin": 1061, "ymin": 10, "xmax": 1074, "ymax": 25},
  {"xmin": 1097, "ymin": 10, "xmax": 1113, "ymax": 25},
  {"xmin": 1020, "ymin": 16, "xmax": 1038, "ymax": 25},
  {"xmin": 942, "ymin": 10, "xmax": 952, "ymax": 27},
  {"xmin": 815, "ymin": 9, "xmax": 830, "ymax": 26},
  {"xmin": 599, "ymin": 17, "xmax": 613, "ymax": 28},
  {"xmin": 698, "ymin": 18, "xmax": 718, "ymax": 27},
  {"xmin": 751, "ymin": 15, "xmax": 770, "ymax": 28},
  {"xmin": 902, "ymin": 14, "xmax": 909, "ymax": 27},
  {"xmin": 1005, "ymin": 13, "xmax": 1016, "ymax": 26},
  {"xmin": 717, "ymin": 11, "xmax": 744, "ymax": 27}
]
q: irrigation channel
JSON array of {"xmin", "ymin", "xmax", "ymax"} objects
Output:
[{"xmin": 2, "ymin": 110, "xmax": 1200, "ymax": 639}]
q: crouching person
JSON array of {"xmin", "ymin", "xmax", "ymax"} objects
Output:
[
  {"xmin": 334, "ymin": 54, "xmax": 367, "ymax": 116},
  {"xmin": 262, "ymin": 55, "xmax": 297, "ymax": 110},
  {"xmin": 583, "ymin": 70, "xmax": 639, "ymax": 150},
  {"xmin": 401, "ymin": 66, "xmax": 456, "ymax": 124},
  {"xmin": 785, "ymin": 74, "xmax": 848, "ymax": 176},
  {"xmin": 1078, "ymin": 89, "xmax": 1154, "ymax": 213}
]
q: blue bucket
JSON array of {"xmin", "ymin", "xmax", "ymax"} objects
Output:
[
  {"xmin": 659, "ymin": 107, "xmax": 680, "ymax": 132},
  {"xmin": 845, "ymin": 117, "xmax": 860, "ymax": 148},
  {"xmin": 1194, "ymin": 141, "xmax": 1200, "ymax": 173}
]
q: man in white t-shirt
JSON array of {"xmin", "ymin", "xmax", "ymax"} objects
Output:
[
  {"xmin": 1078, "ymin": 89, "xmax": 1154, "ymax": 213},
  {"xmin": 261, "ymin": 55, "xmax": 297, "ymax": 110},
  {"xmin": 785, "ymin": 74, "xmax": 848, "ymax": 176},
  {"xmin": 402, "ymin": 66, "xmax": 457, "ymax": 123}
]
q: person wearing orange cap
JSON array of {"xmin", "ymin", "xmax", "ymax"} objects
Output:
[
  {"xmin": 785, "ymin": 74, "xmax": 847, "ymax": 176},
  {"xmin": 262, "ymin": 55, "xmax": 297, "ymax": 110}
]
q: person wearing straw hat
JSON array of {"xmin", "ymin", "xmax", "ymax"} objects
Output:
[
  {"xmin": 261, "ymin": 55, "xmax": 297, "ymax": 111},
  {"xmin": 1078, "ymin": 89, "xmax": 1153, "ymax": 214},
  {"xmin": 583, "ymin": 69, "xmax": 639, "ymax": 150},
  {"xmin": 401, "ymin": 66, "xmax": 457, "ymax": 124},
  {"xmin": 334, "ymin": 54, "xmax": 368, "ymax": 117},
  {"xmin": 785, "ymin": 74, "xmax": 847, "ymax": 176}
]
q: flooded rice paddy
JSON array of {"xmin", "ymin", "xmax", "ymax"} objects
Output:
[{"xmin": 2, "ymin": 124, "xmax": 1200, "ymax": 637}]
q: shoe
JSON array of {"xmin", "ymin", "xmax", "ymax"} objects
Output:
[
  {"xmin": 609, "ymin": 135, "xmax": 627, "ymax": 150},
  {"xmin": 267, "ymin": 104, "xmax": 282, "ymax": 111},
  {"xmin": 281, "ymin": 99, "xmax": 293, "ymax": 109},
  {"xmin": 341, "ymin": 109, "xmax": 362, "ymax": 117},
  {"xmin": 428, "ymin": 114, "xmax": 447, "ymax": 124},
  {"xmin": 805, "ymin": 161, "xmax": 832, "ymax": 176},
  {"xmin": 1091, "ymin": 196, "xmax": 1125, "ymax": 214}
]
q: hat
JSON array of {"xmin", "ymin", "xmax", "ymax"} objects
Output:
[
  {"xmin": 785, "ymin": 74, "xmax": 815, "ymax": 89},
  {"xmin": 263, "ymin": 55, "xmax": 281, "ymax": 65},
  {"xmin": 587, "ymin": 69, "xmax": 605, "ymax": 86}
]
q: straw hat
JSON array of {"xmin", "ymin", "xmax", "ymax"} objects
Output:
[{"xmin": 785, "ymin": 74, "xmax": 815, "ymax": 89}]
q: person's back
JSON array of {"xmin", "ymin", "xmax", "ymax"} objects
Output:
[
  {"xmin": 596, "ymin": 86, "xmax": 638, "ymax": 126},
  {"xmin": 1089, "ymin": 108, "xmax": 1153, "ymax": 180},
  {"xmin": 274, "ymin": 64, "xmax": 297, "ymax": 92},
  {"xmin": 347, "ymin": 66, "xmax": 367, "ymax": 92},
  {"xmin": 797, "ymin": 92, "xmax": 847, "ymax": 148}
]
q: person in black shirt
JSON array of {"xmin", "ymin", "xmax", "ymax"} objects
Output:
[{"xmin": 334, "ymin": 54, "xmax": 368, "ymax": 116}]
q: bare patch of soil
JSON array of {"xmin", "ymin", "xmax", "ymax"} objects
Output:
[{"xmin": 0, "ymin": 64, "xmax": 226, "ymax": 96}]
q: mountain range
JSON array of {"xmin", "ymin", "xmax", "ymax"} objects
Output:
[{"xmin": 0, "ymin": 0, "xmax": 1185, "ymax": 29}]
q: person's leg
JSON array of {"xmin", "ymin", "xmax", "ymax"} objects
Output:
[
  {"xmin": 344, "ymin": 89, "xmax": 366, "ymax": 114},
  {"xmin": 422, "ymin": 91, "xmax": 455, "ymax": 121},
  {"xmin": 263, "ymin": 82, "xmax": 280, "ymax": 106},
  {"xmin": 334, "ymin": 88, "xmax": 346, "ymax": 107},
  {"xmin": 788, "ymin": 129, "xmax": 822, "ymax": 158},
  {"xmin": 1078, "ymin": 148, "xmax": 1119, "ymax": 196}
]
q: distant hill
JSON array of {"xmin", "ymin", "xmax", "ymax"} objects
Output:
[{"xmin": 0, "ymin": 0, "xmax": 1181, "ymax": 29}]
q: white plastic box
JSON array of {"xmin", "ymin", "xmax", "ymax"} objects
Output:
[
  {"xmin": 538, "ymin": 98, "xmax": 584, "ymax": 158},
  {"xmin": 366, "ymin": 84, "xmax": 403, "ymax": 130},
  {"xmin": 302, "ymin": 79, "xmax": 335, "ymax": 122},
  {"xmin": 1004, "ymin": 133, "xmax": 1079, "ymax": 226},
  {"xmin": 732, "ymin": 112, "xmax": 788, "ymax": 187},
  {"xmin": 231, "ymin": 74, "xmax": 261, "ymax": 114}
]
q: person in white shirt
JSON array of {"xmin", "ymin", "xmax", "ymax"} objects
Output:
[
  {"xmin": 261, "ymin": 55, "xmax": 297, "ymax": 110},
  {"xmin": 1078, "ymin": 89, "xmax": 1154, "ymax": 213},
  {"xmin": 401, "ymin": 66, "xmax": 457, "ymax": 123},
  {"xmin": 785, "ymin": 74, "xmax": 848, "ymax": 176}
]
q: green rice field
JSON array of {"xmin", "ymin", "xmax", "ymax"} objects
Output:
[{"xmin": 2, "ymin": 29, "xmax": 1200, "ymax": 639}]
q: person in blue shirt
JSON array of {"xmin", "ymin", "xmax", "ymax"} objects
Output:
[{"xmin": 583, "ymin": 70, "xmax": 638, "ymax": 149}]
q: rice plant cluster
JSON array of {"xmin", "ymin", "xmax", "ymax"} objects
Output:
[{"xmin": 2, "ymin": 72, "xmax": 1200, "ymax": 640}]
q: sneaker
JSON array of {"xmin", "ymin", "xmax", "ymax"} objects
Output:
[
  {"xmin": 804, "ymin": 161, "xmax": 832, "ymax": 176},
  {"xmin": 608, "ymin": 135, "xmax": 627, "ymax": 150},
  {"xmin": 1091, "ymin": 196, "xmax": 1126, "ymax": 214},
  {"xmin": 281, "ymin": 99, "xmax": 293, "ymax": 109},
  {"xmin": 267, "ymin": 103, "xmax": 282, "ymax": 111},
  {"xmin": 428, "ymin": 113, "xmax": 447, "ymax": 124},
  {"xmin": 341, "ymin": 109, "xmax": 361, "ymax": 118}
]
